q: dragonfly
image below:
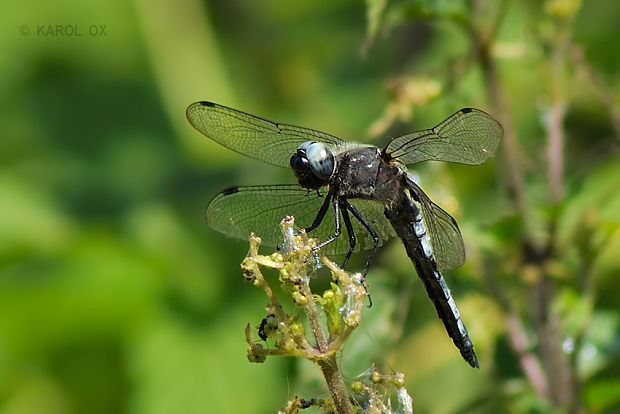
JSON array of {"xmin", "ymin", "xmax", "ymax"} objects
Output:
[{"xmin": 187, "ymin": 101, "xmax": 502, "ymax": 368}]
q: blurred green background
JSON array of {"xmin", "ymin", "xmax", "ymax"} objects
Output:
[{"xmin": 2, "ymin": 0, "xmax": 619, "ymax": 413}]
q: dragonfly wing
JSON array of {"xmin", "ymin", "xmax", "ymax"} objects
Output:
[
  {"xmin": 207, "ymin": 184, "xmax": 394, "ymax": 255},
  {"xmin": 347, "ymin": 198, "xmax": 396, "ymax": 250},
  {"xmin": 406, "ymin": 179, "xmax": 465, "ymax": 272},
  {"xmin": 187, "ymin": 101, "xmax": 347, "ymax": 168},
  {"xmin": 207, "ymin": 184, "xmax": 327, "ymax": 247},
  {"xmin": 385, "ymin": 108, "xmax": 503, "ymax": 166}
]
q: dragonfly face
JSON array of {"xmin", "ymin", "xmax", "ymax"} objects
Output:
[
  {"xmin": 187, "ymin": 101, "xmax": 503, "ymax": 368},
  {"xmin": 290, "ymin": 141, "xmax": 335, "ymax": 189}
]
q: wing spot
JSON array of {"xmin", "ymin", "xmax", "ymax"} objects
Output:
[{"xmin": 222, "ymin": 187, "xmax": 240, "ymax": 195}]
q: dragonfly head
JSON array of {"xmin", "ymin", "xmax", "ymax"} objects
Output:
[{"xmin": 290, "ymin": 141, "xmax": 335, "ymax": 190}]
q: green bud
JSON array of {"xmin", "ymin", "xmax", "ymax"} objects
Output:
[
  {"xmin": 279, "ymin": 268, "xmax": 289, "ymax": 279},
  {"xmin": 290, "ymin": 322, "xmax": 305, "ymax": 338},
  {"xmin": 271, "ymin": 252, "xmax": 284, "ymax": 262},
  {"xmin": 351, "ymin": 381, "xmax": 364, "ymax": 393},
  {"xmin": 393, "ymin": 372, "xmax": 406, "ymax": 388},
  {"xmin": 370, "ymin": 370, "xmax": 382, "ymax": 384},
  {"xmin": 278, "ymin": 337, "xmax": 297, "ymax": 353},
  {"xmin": 292, "ymin": 291, "xmax": 308, "ymax": 305}
]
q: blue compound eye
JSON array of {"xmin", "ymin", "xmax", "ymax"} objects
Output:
[{"xmin": 305, "ymin": 142, "xmax": 335, "ymax": 180}]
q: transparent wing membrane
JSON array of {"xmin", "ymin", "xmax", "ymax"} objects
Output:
[
  {"xmin": 187, "ymin": 101, "xmax": 346, "ymax": 168},
  {"xmin": 190, "ymin": 101, "xmax": 500, "ymax": 368},
  {"xmin": 406, "ymin": 180, "xmax": 465, "ymax": 272},
  {"xmin": 206, "ymin": 185, "xmax": 394, "ymax": 255},
  {"xmin": 385, "ymin": 108, "xmax": 503, "ymax": 166},
  {"xmin": 192, "ymin": 103, "xmax": 502, "ymax": 270}
]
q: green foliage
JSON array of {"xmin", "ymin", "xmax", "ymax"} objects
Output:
[
  {"xmin": 241, "ymin": 218, "xmax": 412, "ymax": 413},
  {"xmin": 2, "ymin": 0, "xmax": 619, "ymax": 413}
]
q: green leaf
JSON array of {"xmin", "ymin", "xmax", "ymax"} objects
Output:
[
  {"xmin": 365, "ymin": 0, "xmax": 388, "ymax": 47},
  {"xmin": 584, "ymin": 379, "xmax": 620, "ymax": 413}
]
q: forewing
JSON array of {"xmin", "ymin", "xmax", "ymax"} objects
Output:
[
  {"xmin": 187, "ymin": 101, "xmax": 347, "ymax": 168},
  {"xmin": 407, "ymin": 180, "xmax": 465, "ymax": 271},
  {"xmin": 385, "ymin": 108, "xmax": 503, "ymax": 166},
  {"xmin": 206, "ymin": 185, "xmax": 394, "ymax": 255}
]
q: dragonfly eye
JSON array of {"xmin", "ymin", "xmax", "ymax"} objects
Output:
[
  {"xmin": 290, "ymin": 147, "xmax": 310, "ymax": 171},
  {"xmin": 290, "ymin": 141, "xmax": 334, "ymax": 189},
  {"xmin": 305, "ymin": 142, "xmax": 335, "ymax": 180}
]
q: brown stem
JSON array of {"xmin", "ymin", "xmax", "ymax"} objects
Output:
[
  {"xmin": 568, "ymin": 262, "xmax": 595, "ymax": 414},
  {"xmin": 299, "ymin": 275, "xmax": 352, "ymax": 414},
  {"xmin": 546, "ymin": 102, "xmax": 566, "ymax": 204},
  {"xmin": 472, "ymin": 3, "xmax": 558, "ymax": 404},
  {"xmin": 478, "ymin": 40, "xmax": 529, "ymax": 228},
  {"xmin": 540, "ymin": 26, "xmax": 578, "ymax": 407},
  {"xmin": 506, "ymin": 313, "xmax": 550, "ymax": 399},
  {"xmin": 483, "ymin": 266, "xmax": 550, "ymax": 400},
  {"xmin": 317, "ymin": 357, "xmax": 352, "ymax": 414},
  {"xmin": 545, "ymin": 24, "xmax": 571, "ymax": 205},
  {"xmin": 530, "ymin": 273, "xmax": 572, "ymax": 407}
]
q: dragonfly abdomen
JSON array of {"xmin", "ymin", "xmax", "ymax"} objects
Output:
[{"xmin": 385, "ymin": 200, "xmax": 479, "ymax": 368}]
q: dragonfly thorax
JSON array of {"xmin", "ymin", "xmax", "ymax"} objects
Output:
[{"xmin": 290, "ymin": 141, "xmax": 335, "ymax": 190}]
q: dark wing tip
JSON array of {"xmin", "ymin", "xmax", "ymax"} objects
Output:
[
  {"xmin": 186, "ymin": 101, "xmax": 215, "ymax": 116},
  {"xmin": 461, "ymin": 107, "xmax": 474, "ymax": 114},
  {"xmin": 189, "ymin": 101, "xmax": 215, "ymax": 107},
  {"xmin": 186, "ymin": 102, "xmax": 220, "ymax": 131},
  {"xmin": 221, "ymin": 186, "xmax": 240, "ymax": 196},
  {"xmin": 186, "ymin": 101, "xmax": 201, "ymax": 120}
]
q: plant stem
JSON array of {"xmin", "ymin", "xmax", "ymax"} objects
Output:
[
  {"xmin": 298, "ymin": 272, "xmax": 352, "ymax": 414},
  {"xmin": 483, "ymin": 265, "xmax": 550, "ymax": 399},
  {"xmin": 317, "ymin": 357, "xmax": 352, "ymax": 414}
]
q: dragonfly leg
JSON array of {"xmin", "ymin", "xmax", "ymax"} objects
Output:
[
  {"xmin": 341, "ymin": 200, "xmax": 374, "ymax": 307},
  {"xmin": 340, "ymin": 206, "xmax": 357, "ymax": 270},
  {"xmin": 312, "ymin": 198, "xmax": 341, "ymax": 251},
  {"xmin": 305, "ymin": 193, "xmax": 331, "ymax": 233},
  {"xmin": 343, "ymin": 199, "xmax": 379, "ymax": 277}
]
